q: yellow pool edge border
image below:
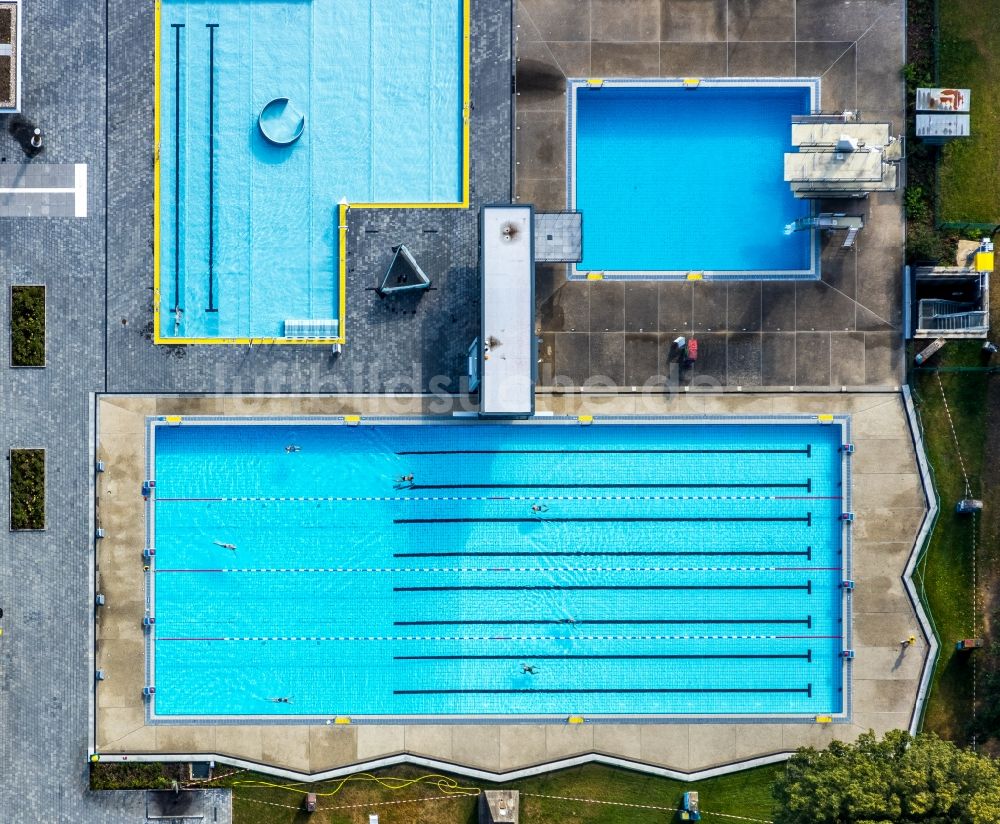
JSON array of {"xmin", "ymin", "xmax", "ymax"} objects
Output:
[
  {"xmin": 153, "ymin": 0, "xmax": 161, "ymax": 344},
  {"xmin": 152, "ymin": 0, "xmax": 471, "ymax": 346}
]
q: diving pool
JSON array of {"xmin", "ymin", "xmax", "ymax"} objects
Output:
[
  {"xmin": 156, "ymin": 0, "xmax": 465, "ymax": 342},
  {"xmin": 146, "ymin": 416, "xmax": 851, "ymax": 721},
  {"xmin": 570, "ymin": 79, "xmax": 818, "ymax": 279}
]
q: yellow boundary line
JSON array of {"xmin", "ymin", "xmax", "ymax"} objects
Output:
[
  {"xmin": 152, "ymin": 0, "xmax": 470, "ymax": 346},
  {"xmin": 153, "ymin": 0, "xmax": 162, "ymax": 343}
]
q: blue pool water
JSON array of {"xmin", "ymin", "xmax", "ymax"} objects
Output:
[
  {"xmin": 150, "ymin": 419, "xmax": 847, "ymax": 718},
  {"xmin": 158, "ymin": 0, "xmax": 463, "ymax": 341},
  {"xmin": 573, "ymin": 84, "xmax": 814, "ymax": 277}
]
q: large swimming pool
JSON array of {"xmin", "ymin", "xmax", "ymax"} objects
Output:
[
  {"xmin": 156, "ymin": 0, "xmax": 465, "ymax": 342},
  {"xmin": 146, "ymin": 416, "xmax": 850, "ymax": 720},
  {"xmin": 570, "ymin": 79, "xmax": 817, "ymax": 279}
]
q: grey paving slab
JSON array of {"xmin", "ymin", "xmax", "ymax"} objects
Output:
[
  {"xmin": 727, "ymin": 281, "xmax": 762, "ymax": 332},
  {"xmin": 658, "ymin": 281, "xmax": 693, "ymax": 334},
  {"xmin": 728, "ymin": 0, "xmax": 795, "ymax": 42},
  {"xmin": 592, "ymin": 42, "xmax": 660, "ymax": 76},
  {"xmin": 689, "ymin": 331, "xmax": 727, "ymax": 384},
  {"xmin": 592, "ymin": 0, "xmax": 660, "ymax": 42},
  {"xmin": 590, "ymin": 331, "xmax": 626, "ymax": 385},
  {"xmin": 624, "ymin": 282, "xmax": 658, "ymax": 331},
  {"xmin": 761, "ymin": 282, "xmax": 797, "ymax": 331},
  {"xmin": 519, "ymin": 0, "xmax": 590, "ymax": 42},
  {"xmin": 728, "ymin": 41, "xmax": 795, "ymax": 76},
  {"xmin": 795, "ymin": 281, "xmax": 858, "ymax": 332},
  {"xmin": 761, "ymin": 332, "xmax": 797, "ymax": 385},
  {"xmin": 831, "ymin": 331, "xmax": 868, "ymax": 385},
  {"xmin": 551, "ymin": 330, "xmax": 591, "ymax": 384},
  {"xmin": 624, "ymin": 331, "xmax": 662, "ymax": 385},
  {"xmin": 795, "ymin": 330, "xmax": 832, "ymax": 386},
  {"xmin": 795, "ymin": 0, "xmax": 887, "ymax": 42},
  {"xmin": 659, "ymin": 42, "xmax": 727, "ymax": 75},
  {"xmin": 727, "ymin": 332, "xmax": 763, "ymax": 386},
  {"xmin": 692, "ymin": 283, "xmax": 728, "ymax": 332},
  {"xmin": 538, "ymin": 276, "xmax": 589, "ymax": 333},
  {"xmin": 661, "ymin": 0, "xmax": 726, "ymax": 42},
  {"xmin": 589, "ymin": 280, "xmax": 625, "ymax": 333}
]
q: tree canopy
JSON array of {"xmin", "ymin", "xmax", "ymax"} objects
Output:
[{"xmin": 772, "ymin": 730, "xmax": 1000, "ymax": 824}]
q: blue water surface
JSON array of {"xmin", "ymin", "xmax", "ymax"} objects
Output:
[
  {"xmin": 151, "ymin": 421, "xmax": 847, "ymax": 718},
  {"xmin": 574, "ymin": 85, "xmax": 813, "ymax": 275}
]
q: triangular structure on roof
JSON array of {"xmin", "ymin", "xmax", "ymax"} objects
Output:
[{"xmin": 377, "ymin": 244, "xmax": 431, "ymax": 295}]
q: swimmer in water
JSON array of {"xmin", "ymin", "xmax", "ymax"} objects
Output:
[
  {"xmin": 531, "ymin": 503, "xmax": 549, "ymax": 514},
  {"xmin": 395, "ymin": 473, "xmax": 415, "ymax": 489},
  {"xmin": 285, "ymin": 444, "xmax": 301, "ymax": 453},
  {"xmin": 213, "ymin": 541, "xmax": 237, "ymax": 551},
  {"xmin": 267, "ymin": 697, "xmax": 292, "ymax": 704},
  {"xmin": 521, "ymin": 663, "xmax": 539, "ymax": 675}
]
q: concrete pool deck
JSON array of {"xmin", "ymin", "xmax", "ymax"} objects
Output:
[
  {"xmin": 517, "ymin": 0, "xmax": 906, "ymax": 390},
  {"xmin": 94, "ymin": 391, "xmax": 931, "ymax": 779}
]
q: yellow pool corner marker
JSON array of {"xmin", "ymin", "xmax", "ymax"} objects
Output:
[
  {"xmin": 164, "ymin": 416, "xmax": 183, "ymax": 425},
  {"xmin": 686, "ymin": 272, "xmax": 703, "ymax": 280},
  {"xmin": 334, "ymin": 716, "xmax": 352, "ymax": 725},
  {"xmin": 586, "ymin": 78, "xmax": 604, "ymax": 88},
  {"xmin": 682, "ymin": 78, "xmax": 701, "ymax": 88},
  {"xmin": 343, "ymin": 415, "xmax": 361, "ymax": 425},
  {"xmin": 567, "ymin": 715, "xmax": 586, "ymax": 724},
  {"xmin": 817, "ymin": 414, "xmax": 834, "ymax": 424},
  {"xmin": 577, "ymin": 415, "xmax": 594, "ymax": 425},
  {"xmin": 586, "ymin": 272, "xmax": 604, "ymax": 280},
  {"xmin": 815, "ymin": 715, "xmax": 833, "ymax": 724}
]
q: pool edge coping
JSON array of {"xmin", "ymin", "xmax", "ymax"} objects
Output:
[
  {"xmin": 565, "ymin": 76, "xmax": 822, "ymax": 282},
  {"xmin": 141, "ymin": 411, "xmax": 851, "ymax": 724}
]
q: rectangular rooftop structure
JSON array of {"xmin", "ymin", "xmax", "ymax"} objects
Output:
[{"xmin": 479, "ymin": 205, "xmax": 535, "ymax": 417}]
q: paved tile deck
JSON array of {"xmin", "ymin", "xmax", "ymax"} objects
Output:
[
  {"xmin": 517, "ymin": 0, "xmax": 906, "ymax": 390},
  {"xmin": 94, "ymin": 391, "xmax": 929, "ymax": 779}
]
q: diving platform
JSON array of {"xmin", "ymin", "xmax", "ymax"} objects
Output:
[
  {"xmin": 784, "ymin": 150, "xmax": 885, "ymax": 183},
  {"xmin": 791, "ymin": 122, "xmax": 892, "ymax": 150},
  {"xmin": 784, "ymin": 116, "xmax": 898, "ymax": 199}
]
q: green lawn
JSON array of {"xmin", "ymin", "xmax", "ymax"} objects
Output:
[
  {"xmin": 909, "ymin": 342, "xmax": 989, "ymax": 741},
  {"xmin": 937, "ymin": 0, "xmax": 1000, "ymax": 225},
  {"xmin": 94, "ymin": 762, "xmax": 780, "ymax": 824}
]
